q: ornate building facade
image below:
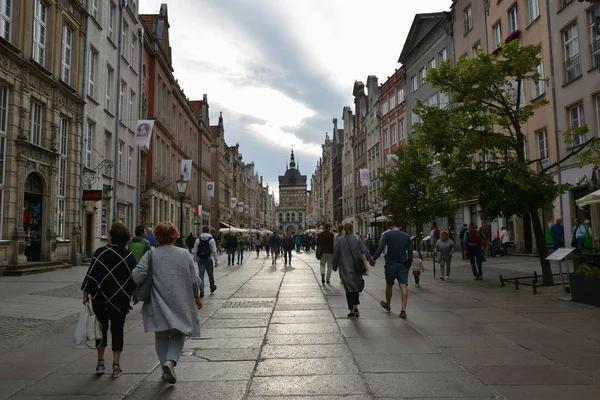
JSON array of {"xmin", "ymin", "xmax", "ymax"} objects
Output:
[{"xmin": 277, "ymin": 150, "xmax": 307, "ymax": 235}]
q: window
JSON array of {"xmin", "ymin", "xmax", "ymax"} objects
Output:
[
  {"xmin": 106, "ymin": 66, "xmax": 113, "ymax": 111},
  {"xmin": 0, "ymin": 84, "xmax": 7, "ymax": 186},
  {"xmin": 473, "ymin": 42, "xmax": 482, "ymax": 55},
  {"xmin": 528, "ymin": 0, "xmax": 539, "ymax": 23},
  {"xmin": 30, "ymin": 102, "xmax": 42, "ymax": 145},
  {"xmin": 88, "ymin": 50, "xmax": 97, "ymax": 98},
  {"xmin": 61, "ymin": 25, "xmax": 73, "ymax": 85},
  {"xmin": 428, "ymin": 93, "xmax": 438, "ymax": 108},
  {"xmin": 389, "ymin": 94, "xmax": 396, "ymax": 110},
  {"xmin": 438, "ymin": 48, "xmax": 447, "ymax": 64},
  {"xmin": 419, "ymin": 68, "xmax": 426, "ymax": 86},
  {"xmin": 532, "ymin": 60, "xmax": 545, "ymax": 99},
  {"xmin": 596, "ymin": 95, "xmax": 600, "ymax": 138},
  {"xmin": 391, "ymin": 124, "xmax": 397, "ymax": 145},
  {"xmin": 382, "ymin": 100, "xmax": 389, "ymax": 114},
  {"xmin": 411, "ymin": 111, "xmax": 421, "ymax": 130},
  {"xmin": 590, "ymin": 8, "xmax": 600, "ymax": 68},
  {"xmin": 108, "ymin": 2, "xmax": 115, "ymax": 40},
  {"xmin": 91, "ymin": 0, "xmax": 98, "ymax": 20},
  {"xmin": 411, "ymin": 75, "xmax": 417, "ymax": 93},
  {"xmin": 563, "ymin": 24, "xmax": 581, "ymax": 82},
  {"xmin": 508, "ymin": 5, "xmax": 519, "ymax": 32},
  {"xmin": 33, "ymin": 0, "xmax": 47, "ymax": 66},
  {"xmin": 57, "ymin": 118, "xmax": 68, "ymax": 238},
  {"xmin": 119, "ymin": 81, "xmax": 125, "ymax": 119},
  {"xmin": 121, "ymin": 20, "xmax": 128, "ymax": 57},
  {"xmin": 399, "ymin": 119, "xmax": 405, "ymax": 141},
  {"xmin": 127, "ymin": 145, "xmax": 133, "ymax": 184},
  {"xmin": 383, "ymin": 129, "xmax": 388, "ymax": 148},
  {"xmin": 493, "ymin": 23, "xmax": 502, "ymax": 49},
  {"xmin": 85, "ymin": 121, "xmax": 94, "ymax": 168},
  {"xmin": 129, "ymin": 90, "xmax": 135, "ymax": 129},
  {"xmin": 397, "ymin": 88, "xmax": 405, "ymax": 104},
  {"xmin": 537, "ymin": 129, "xmax": 549, "ymax": 168},
  {"xmin": 428, "ymin": 58, "xmax": 436, "ymax": 72},
  {"xmin": 560, "ymin": 0, "xmax": 572, "ymax": 8},
  {"xmin": 465, "ymin": 6, "xmax": 473, "ymax": 33},
  {"xmin": 1, "ymin": 0, "xmax": 12, "ymax": 41},
  {"xmin": 568, "ymin": 103, "xmax": 585, "ymax": 145},
  {"xmin": 119, "ymin": 141, "xmax": 125, "ymax": 181},
  {"xmin": 131, "ymin": 33, "xmax": 136, "ymax": 65}
]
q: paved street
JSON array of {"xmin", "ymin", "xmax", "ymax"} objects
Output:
[{"xmin": 1, "ymin": 250, "xmax": 599, "ymax": 399}]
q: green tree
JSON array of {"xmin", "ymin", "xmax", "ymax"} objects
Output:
[
  {"xmin": 414, "ymin": 40, "xmax": 599, "ymax": 285},
  {"xmin": 380, "ymin": 138, "xmax": 454, "ymax": 255}
]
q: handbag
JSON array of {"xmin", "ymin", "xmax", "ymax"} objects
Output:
[
  {"xmin": 344, "ymin": 236, "xmax": 368, "ymax": 275},
  {"xmin": 133, "ymin": 251, "xmax": 153, "ymax": 303},
  {"xmin": 85, "ymin": 304, "xmax": 103, "ymax": 349}
]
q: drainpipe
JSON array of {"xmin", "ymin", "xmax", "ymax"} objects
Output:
[
  {"xmin": 135, "ymin": 25, "xmax": 143, "ymax": 229},
  {"xmin": 112, "ymin": 1, "xmax": 125, "ymax": 223},
  {"xmin": 483, "ymin": 0, "xmax": 490, "ymax": 53},
  {"xmin": 545, "ymin": 0, "xmax": 564, "ymax": 221},
  {"xmin": 78, "ymin": 0, "xmax": 90, "ymax": 260}
]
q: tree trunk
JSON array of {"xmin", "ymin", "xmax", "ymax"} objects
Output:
[{"xmin": 529, "ymin": 206, "xmax": 554, "ymax": 285}]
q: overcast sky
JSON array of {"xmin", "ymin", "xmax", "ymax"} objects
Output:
[{"xmin": 139, "ymin": 0, "xmax": 451, "ymax": 201}]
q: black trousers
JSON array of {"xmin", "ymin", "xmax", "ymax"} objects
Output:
[
  {"xmin": 345, "ymin": 292, "xmax": 360, "ymax": 310},
  {"xmin": 283, "ymin": 249, "xmax": 292, "ymax": 264},
  {"xmin": 93, "ymin": 302, "xmax": 127, "ymax": 351}
]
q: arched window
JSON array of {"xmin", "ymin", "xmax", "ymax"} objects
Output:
[
  {"xmin": 299, "ymin": 212, "xmax": 303, "ymax": 221},
  {"xmin": 291, "ymin": 212, "xmax": 295, "ymax": 221},
  {"xmin": 279, "ymin": 213, "xmax": 283, "ymax": 221},
  {"xmin": 286, "ymin": 212, "xmax": 290, "ymax": 222}
]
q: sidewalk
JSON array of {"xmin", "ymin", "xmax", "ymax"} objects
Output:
[{"xmin": 0, "ymin": 250, "xmax": 599, "ymax": 399}]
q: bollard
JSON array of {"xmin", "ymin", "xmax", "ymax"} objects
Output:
[
  {"xmin": 532, "ymin": 279, "xmax": 537, "ymax": 295},
  {"xmin": 533, "ymin": 271, "xmax": 538, "ymax": 284},
  {"xmin": 515, "ymin": 277, "xmax": 519, "ymax": 290},
  {"xmin": 500, "ymin": 275, "xmax": 505, "ymax": 287}
]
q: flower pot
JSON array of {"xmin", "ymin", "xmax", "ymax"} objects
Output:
[{"xmin": 569, "ymin": 272, "xmax": 600, "ymax": 307}]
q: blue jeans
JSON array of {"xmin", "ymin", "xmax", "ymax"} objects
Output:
[
  {"xmin": 198, "ymin": 258, "xmax": 215, "ymax": 295},
  {"xmin": 227, "ymin": 249, "xmax": 235, "ymax": 265},
  {"xmin": 237, "ymin": 250, "xmax": 244, "ymax": 264},
  {"xmin": 155, "ymin": 329, "xmax": 185, "ymax": 365},
  {"xmin": 467, "ymin": 246, "xmax": 483, "ymax": 277}
]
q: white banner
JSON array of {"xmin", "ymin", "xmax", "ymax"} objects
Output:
[
  {"xmin": 181, "ymin": 160, "xmax": 192, "ymax": 181},
  {"xmin": 230, "ymin": 197, "xmax": 237, "ymax": 209},
  {"xmin": 359, "ymin": 168, "xmax": 370, "ymax": 187},
  {"xmin": 206, "ymin": 182, "xmax": 215, "ymax": 197},
  {"xmin": 238, "ymin": 202, "xmax": 244, "ymax": 213},
  {"xmin": 135, "ymin": 120, "xmax": 155, "ymax": 149}
]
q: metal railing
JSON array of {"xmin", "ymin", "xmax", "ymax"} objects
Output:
[
  {"xmin": 564, "ymin": 54, "xmax": 582, "ymax": 83},
  {"xmin": 591, "ymin": 40, "xmax": 600, "ymax": 69}
]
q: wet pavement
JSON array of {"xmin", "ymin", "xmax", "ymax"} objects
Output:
[{"xmin": 0, "ymin": 249, "xmax": 599, "ymax": 399}]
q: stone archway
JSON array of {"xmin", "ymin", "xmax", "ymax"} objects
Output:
[{"xmin": 286, "ymin": 225, "xmax": 296, "ymax": 236}]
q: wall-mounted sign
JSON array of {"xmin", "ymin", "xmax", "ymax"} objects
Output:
[{"xmin": 83, "ymin": 190, "xmax": 103, "ymax": 201}]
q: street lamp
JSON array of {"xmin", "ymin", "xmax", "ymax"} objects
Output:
[{"xmin": 176, "ymin": 174, "xmax": 188, "ymax": 245}]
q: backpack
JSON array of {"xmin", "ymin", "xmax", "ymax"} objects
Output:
[{"xmin": 197, "ymin": 238, "xmax": 212, "ymax": 259}]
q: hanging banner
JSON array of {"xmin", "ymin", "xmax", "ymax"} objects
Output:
[
  {"xmin": 194, "ymin": 204, "xmax": 202, "ymax": 216},
  {"xmin": 230, "ymin": 197, "xmax": 237, "ymax": 209},
  {"xmin": 250, "ymin": 206, "xmax": 255, "ymax": 215},
  {"xmin": 206, "ymin": 182, "xmax": 215, "ymax": 197},
  {"xmin": 359, "ymin": 168, "xmax": 370, "ymax": 187},
  {"xmin": 238, "ymin": 202, "xmax": 245, "ymax": 213},
  {"xmin": 181, "ymin": 160, "xmax": 192, "ymax": 181},
  {"xmin": 135, "ymin": 120, "xmax": 155, "ymax": 149}
]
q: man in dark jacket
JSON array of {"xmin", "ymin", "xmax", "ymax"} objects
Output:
[
  {"xmin": 280, "ymin": 233, "xmax": 295, "ymax": 267},
  {"xmin": 226, "ymin": 234, "xmax": 238, "ymax": 266},
  {"xmin": 463, "ymin": 223, "xmax": 486, "ymax": 280},
  {"xmin": 317, "ymin": 224, "xmax": 335, "ymax": 284},
  {"xmin": 185, "ymin": 232, "xmax": 195, "ymax": 254}
]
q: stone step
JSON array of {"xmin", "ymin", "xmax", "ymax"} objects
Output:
[{"xmin": 3, "ymin": 261, "xmax": 71, "ymax": 276}]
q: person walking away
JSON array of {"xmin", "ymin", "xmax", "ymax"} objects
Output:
[
  {"xmin": 145, "ymin": 227, "xmax": 157, "ymax": 249},
  {"xmin": 192, "ymin": 226, "xmax": 218, "ymax": 298},
  {"xmin": 332, "ymin": 222, "xmax": 375, "ymax": 318},
  {"xmin": 82, "ymin": 222, "xmax": 137, "ymax": 377},
  {"xmin": 226, "ymin": 233, "xmax": 237, "ymax": 266},
  {"xmin": 458, "ymin": 224, "xmax": 468, "ymax": 259},
  {"xmin": 295, "ymin": 235, "xmax": 302, "ymax": 252},
  {"xmin": 132, "ymin": 222, "xmax": 202, "ymax": 385},
  {"xmin": 500, "ymin": 227, "xmax": 511, "ymax": 254},
  {"xmin": 185, "ymin": 232, "xmax": 195, "ymax": 254},
  {"xmin": 434, "ymin": 230, "xmax": 454, "ymax": 280},
  {"xmin": 317, "ymin": 224, "xmax": 335, "ymax": 284},
  {"xmin": 128, "ymin": 225, "xmax": 152, "ymax": 263},
  {"xmin": 254, "ymin": 235, "xmax": 262, "ymax": 257},
  {"xmin": 571, "ymin": 219, "xmax": 587, "ymax": 255},
  {"xmin": 262, "ymin": 234, "xmax": 270, "ymax": 257},
  {"xmin": 373, "ymin": 221, "xmax": 413, "ymax": 319},
  {"xmin": 269, "ymin": 232, "xmax": 281, "ymax": 265},
  {"xmin": 281, "ymin": 233, "xmax": 294, "ymax": 267},
  {"xmin": 480, "ymin": 223, "xmax": 491, "ymax": 257},
  {"xmin": 411, "ymin": 250, "xmax": 424, "ymax": 287},
  {"xmin": 463, "ymin": 223, "xmax": 485, "ymax": 280},
  {"xmin": 236, "ymin": 233, "xmax": 245, "ymax": 265},
  {"xmin": 549, "ymin": 219, "xmax": 564, "ymax": 251}
]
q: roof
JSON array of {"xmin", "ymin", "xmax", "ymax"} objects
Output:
[
  {"xmin": 398, "ymin": 12, "xmax": 451, "ymax": 63},
  {"xmin": 279, "ymin": 150, "xmax": 307, "ymax": 187}
]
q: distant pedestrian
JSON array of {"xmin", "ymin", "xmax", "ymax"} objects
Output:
[
  {"xmin": 145, "ymin": 227, "xmax": 157, "ymax": 249},
  {"xmin": 317, "ymin": 224, "xmax": 335, "ymax": 284},
  {"xmin": 269, "ymin": 232, "xmax": 281, "ymax": 265},
  {"xmin": 226, "ymin": 233, "xmax": 237, "ymax": 266},
  {"xmin": 458, "ymin": 224, "xmax": 468, "ymax": 259},
  {"xmin": 549, "ymin": 219, "xmax": 564, "ymax": 251},
  {"xmin": 500, "ymin": 226, "xmax": 511, "ymax": 254},
  {"xmin": 128, "ymin": 225, "xmax": 152, "ymax": 263},
  {"xmin": 281, "ymin": 233, "xmax": 294, "ymax": 267},
  {"xmin": 236, "ymin": 233, "xmax": 245, "ymax": 265},
  {"xmin": 332, "ymin": 222, "xmax": 375, "ymax": 318},
  {"xmin": 373, "ymin": 220, "xmax": 413, "ymax": 319},
  {"xmin": 571, "ymin": 219, "xmax": 587, "ymax": 254},
  {"xmin": 192, "ymin": 226, "xmax": 218, "ymax": 298},
  {"xmin": 262, "ymin": 234, "xmax": 270, "ymax": 257},
  {"xmin": 185, "ymin": 232, "xmax": 195, "ymax": 254},
  {"xmin": 132, "ymin": 222, "xmax": 202, "ymax": 385},
  {"xmin": 411, "ymin": 250, "xmax": 424, "ymax": 287},
  {"xmin": 82, "ymin": 222, "xmax": 137, "ymax": 378},
  {"xmin": 434, "ymin": 230, "xmax": 454, "ymax": 280},
  {"xmin": 295, "ymin": 235, "xmax": 302, "ymax": 252},
  {"xmin": 254, "ymin": 235, "xmax": 262, "ymax": 257},
  {"xmin": 463, "ymin": 223, "xmax": 485, "ymax": 280}
]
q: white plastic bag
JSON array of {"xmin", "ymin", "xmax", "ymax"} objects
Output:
[
  {"xmin": 85, "ymin": 304, "xmax": 103, "ymax": 349},
  {"xmin": 74, "ymin": 307, "xmax": 88, "ymax": 348}
]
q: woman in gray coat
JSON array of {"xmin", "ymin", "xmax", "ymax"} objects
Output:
[
  {"xmin": 132, "ymin": 221, "xmax": 202, "ymax": 384},
  {"xmin": 333, "ymin": 222, "xmax": 375, "ymax": 318}
]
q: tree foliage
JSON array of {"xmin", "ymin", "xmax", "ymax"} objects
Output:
[{"xmin": 412, "ymin": 40, "xmax": 600, "ymax": 285}]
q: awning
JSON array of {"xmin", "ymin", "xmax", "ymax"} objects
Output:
[
  {"xmin": 576, "ymin": 189, "xmax": 600, "ymax": 208},
  {"xmin": 372, "ymin": 215, "xmax": 390, "ymax": 223},
  {"xmin": 219, "ymin": 221, "xmax": 240, "ymax": 229}
]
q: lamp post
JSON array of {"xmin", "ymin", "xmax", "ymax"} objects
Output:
[{"xmin": 176, "ymin": 174, "xmax": 188, "ymax": 245}]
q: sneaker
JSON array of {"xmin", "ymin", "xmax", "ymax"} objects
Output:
[
  {"xmin": 415, "ymin": 283, "xmax": 421, "ymax": 288},
  {"xmin": 399, "ymin": 310, "xmax": 407, "ymax": 319},
  {"xmin": 95, "ymin": 359, "xmax": 105, "ymax": 375},
  {"xmin": 112, "ymin": 364, "xmax": 122, "ymax": 378},
  {"xmin": 227, "ymin": 263, "xmax": 230, "ymax": 266},
  {"xmin": 474, "ymin": 276, "xmax": 479, "ymax": 281},
  {"xmin": 440, "ymin": 276, "xmax": 445, "ymax": 280},
  {"xmin": 479, "ymin": 275, "xmax": 483, "ymax": 280},
  {"xmin": 326, "ymin": 280, "xmax": 330, "ymax": 284},
  {"xmin": 347, "ymin": 311, "xmax": 356, "ymax": 318},
  {"xmin": 200, "ymin": 292, "xmax": 204, "ymax": 298},
  {"xmin": 445, "ymin": 276, "xmax": 449, "ymax": 280},
  {"xmin": 162, "ymin": 361, "xmax": 176, "ymax": 384},
  {"xmin": 379, "ymin": 300, "xmax": 391, "ymax": 311},
  {"xmin": 353, "ymin": 309, "xmax": 360, "ymax": 318},
  {"xmin": 210, "ymin": 285, "xmax": 217, "ymax": 294}
]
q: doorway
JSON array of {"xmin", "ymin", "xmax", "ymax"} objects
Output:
[
  {"xmin": 85, "ymin": 213, "xmax": 94, "ymax": 258},
  {"xmin": 24, "ymin": 173, "xmax": 44, "ymax": 262}
]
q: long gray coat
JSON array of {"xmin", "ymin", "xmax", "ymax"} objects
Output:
[
  {"xmin": 132, "ymin": 245, "xmax": 200, "ymax": 337},
  {"xmin": 332, "ymin": 234, "xmax": 374, "ymax": 293}
]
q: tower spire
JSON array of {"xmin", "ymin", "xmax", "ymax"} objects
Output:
[{"xmin": 289, "ymin": 147, "xmax": 296, "ymax": 169}]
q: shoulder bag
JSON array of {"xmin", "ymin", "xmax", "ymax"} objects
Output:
[
  {"xmin": 344, "ymin": 236, "xmax": 368, "ymax": 275},
  {"xmin": 133, "ymin": 251, "xmax": 153, "ymax": 303}
]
